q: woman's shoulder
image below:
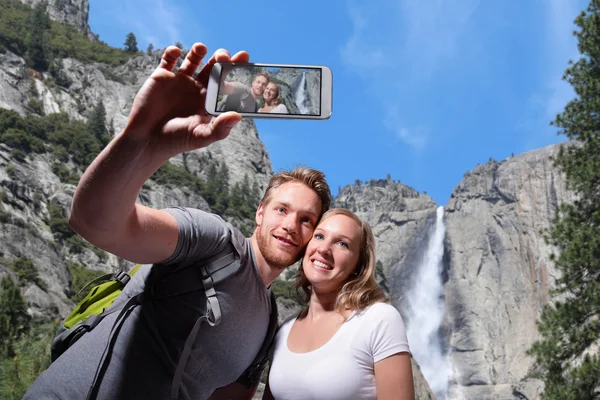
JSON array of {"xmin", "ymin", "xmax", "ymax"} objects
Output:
[
  {"xmin": 355, "ymin": 302, "xmax": 404, "ymax": 324},
  {"xmin": 273, "ymin": 104, "xmax": 289, "ymax": 113}
]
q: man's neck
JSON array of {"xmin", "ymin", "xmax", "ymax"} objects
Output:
[{"xmin": 250, "ymin": 234, "xmax": 283, "ymax": 288}]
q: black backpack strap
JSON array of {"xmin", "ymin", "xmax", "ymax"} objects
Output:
[
  {"xmin": 149, "ymin": 242, "xmax": 240, "ymax": 300},
  {"xmin": 236, "ymin": 292, "xmax": 280, "ymax": 388}
]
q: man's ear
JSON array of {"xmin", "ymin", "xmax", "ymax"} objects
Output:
[{"xmin": 255, "ymin": 202, "xmax": 264, "ymax": 226}]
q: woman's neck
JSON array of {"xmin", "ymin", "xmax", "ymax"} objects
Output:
[{"xmin": 305, "ymin": 290, "xmax": 338, "ymax": 320}]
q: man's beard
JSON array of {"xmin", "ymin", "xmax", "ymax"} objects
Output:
[{"xmin": 256, "ymin": 228, "xmax": 301, "ymax": 270}]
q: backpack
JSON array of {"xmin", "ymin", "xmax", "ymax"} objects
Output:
[{"xmin": 51, "ymin": 224, "xmax": 279, "ymax": 399}]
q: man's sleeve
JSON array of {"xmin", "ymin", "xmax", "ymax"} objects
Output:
[
  {"xmin": 160, "ymin": 207, "xmax": 231, "ymax": 268},
  {"xmin": 230, "ymin": 81, "xmax": 251, "ymax": 95}
]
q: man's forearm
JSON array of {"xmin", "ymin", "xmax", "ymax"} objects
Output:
[
  {"xmin": 69, "ymin": 131, "xmax": 166, "ymax": 244},
  {"xmin": 222, "ymin": 81, "xmax": 247, "ymax": 96}
]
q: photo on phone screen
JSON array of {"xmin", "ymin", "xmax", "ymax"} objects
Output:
[{"xmin": 206, "ymin": 63, "xmax": 332, "ymax": 119}]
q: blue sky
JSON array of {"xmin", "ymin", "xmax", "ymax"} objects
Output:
[{"xmin": 88, "ymin": 0, "xmax": 588, "ymax": 205}]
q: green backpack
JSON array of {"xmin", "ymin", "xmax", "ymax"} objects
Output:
[{"xmin": 51, "ymin": 226, "xmax": 279, "ymax": 399}]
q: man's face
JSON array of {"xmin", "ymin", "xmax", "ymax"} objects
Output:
[
  {"xmin": 252, "ymin": 76, "xmax": 268, "ymax": 97},
  {"xmin": 255, "ymin": 182, "xmax": 322, "ymax": 270}
]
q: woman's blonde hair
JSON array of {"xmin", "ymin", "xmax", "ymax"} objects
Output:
[{"xmin": 293, "ymin": 208, "xmax": 387, "ymax": 312}]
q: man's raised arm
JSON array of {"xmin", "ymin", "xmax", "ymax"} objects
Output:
[{"xmin": 68, "ymin": 43, "xmax": 249, "ymax": 264}]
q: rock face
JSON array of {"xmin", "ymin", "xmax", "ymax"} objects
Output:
[
  {"xmin": 19, "ymin": 0, "xmax": 92, "ymax": 38},
  {"xmin": 444, "ymin": 144, "xmax": 573, "ymax": 399}
]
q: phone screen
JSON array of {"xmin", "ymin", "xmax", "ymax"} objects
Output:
[{"xmin": 216, "ymin": 65, "xmax": 322, "ymax": 116}]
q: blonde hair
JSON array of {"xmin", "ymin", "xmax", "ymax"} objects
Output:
[
  {"xmin": 294, "ymin": 208, "xmax": 387, "ymax": 311},
  {"xmin": 260, "ymin": 166, "xmax": 331, "ymax": 215}
]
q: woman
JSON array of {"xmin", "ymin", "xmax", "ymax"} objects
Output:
[
  {"xmin": 259, "ymin": 82, "xmax": 289, "ymax": 113},
  {"xmin": 264, "ymin": 209, "xmax": 415, "ymax": 400}
]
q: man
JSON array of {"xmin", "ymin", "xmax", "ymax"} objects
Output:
[
  {"xmin": 217, "ymin": 71, "xmax": 269, "ymax": 112},
  {"xmin": 24, "ymin": 43, "xmax": 331, "ymax": 399}
]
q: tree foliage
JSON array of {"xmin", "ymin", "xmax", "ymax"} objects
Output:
[
  {"xmin": 0, "ymin": 277, "xmax": 30, "ymax": 358},
  {"xmin": 24, "ymin": 2, "xmax": 51, "ymax": 70},
  {"xmin": 528, "ymin": 1, "xmax": 600, "ymax": 398},
  {"xmin": 0, "ymin": 320, "xmax": 58, "ymax": 399},
  {"xmin": 0, "ymin": 0, "xmax": 135, "ymax": 67},
  {"xmin": 124, "ymin": 32, "xmax": 138, "ymax": 53}
]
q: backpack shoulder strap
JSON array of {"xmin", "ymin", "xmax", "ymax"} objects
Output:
[
  {"xmin": 150, "ymin": 223, "xmax": 247, "ymax": 298},
  {"xmin": 236, "ymin": 291, "xmax": 280, "ymax": 388}
]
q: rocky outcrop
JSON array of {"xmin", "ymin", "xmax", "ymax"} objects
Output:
[
  {"xmin": 444, "ymin": 143, "xmax": 573, "ymax": 399},
  {"xmin": 19, "ymin": 0, "xmax": 92, "ymax": 38}
]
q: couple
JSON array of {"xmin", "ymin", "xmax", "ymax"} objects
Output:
[
  {"xmin": 218, "ymin": 71, "xmax": 289, "ymax": 114},
  {"xmin": 24, "ymin": 43, "xmax": 414, "ymax": 399}
]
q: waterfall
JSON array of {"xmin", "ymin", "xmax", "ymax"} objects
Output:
[
  {"xmin": 405, "ymin": 206, "xmax": 451, "ymax": 399},
  {"xmin": 294, "ymin": 72, "xmax": 310, "ymax": 114}
]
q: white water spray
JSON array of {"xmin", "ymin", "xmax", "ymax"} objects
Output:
[
  {"xmin": 294, "ymin": 72, "xmax": 310, "ymax": 114},
  {"xmin": 405, "ymin": 206, "xmax": 451, "ymax": 399}
]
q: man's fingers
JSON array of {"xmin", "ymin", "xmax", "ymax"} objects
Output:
[
  {"xmin": 158, "ymin": 46, "xmax": 182, "ymax": 72},
  {"xmin": 196, "ymin": 48, "xmax": 233, "ymax": 85},
  {"xmin": 178, "ymin": 43, "xmax": 208, "ymax": 76},
  {"xmin": 202, "ymin": 112, "xmax": 241, "ymax": 143},
  {"xmin": 230, "ymin": 50, "xmax": 250, "ymax": 64}
]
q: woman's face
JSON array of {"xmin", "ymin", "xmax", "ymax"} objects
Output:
[
  {"xmin": 302, "ymin": 214, "xmax": 361, "ymax": 293},
  {"xmin": 263, "ymin": 83, "xmax": 278, "ymax": 102}
]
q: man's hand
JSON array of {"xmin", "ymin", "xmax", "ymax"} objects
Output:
[{"xmin": 124, "ymin": 43, "xmax": 250, "ymax": 161}]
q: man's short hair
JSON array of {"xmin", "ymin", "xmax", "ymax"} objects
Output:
[
  {"xmin": 253, "ymin": 72, "xmax": 270, "ymax": 84},
  {"xmin": 261, "ymin": 166, "xmax": 331, "ymax": 218}
]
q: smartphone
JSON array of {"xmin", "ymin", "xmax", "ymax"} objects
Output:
[{"xmin": 206, "ymin": 62, "xmax": 332, "ymax": 120}]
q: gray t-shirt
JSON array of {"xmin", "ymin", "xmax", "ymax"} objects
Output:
[{"xmin": 24, "ymin": 208, "xmax": 272, "ymax": 400}]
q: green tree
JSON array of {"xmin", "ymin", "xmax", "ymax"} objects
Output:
[
  {"xmin": 0, "ymin": 276, "xmax": 30, "ymax": 358},
  {"xmin": 87, "ymin": 100, "xmax": 108, "ymax": 145},
  {"xmin": 49, "ymin": 58, "xmax": 71, "ymax": 87},
  {"xmin": 25, "ymin": 3, "xmax": 50, "ymax": 70},
  {"xmin": 146, "ymin": 43, "xmax": 154, "ymax": 55},
  {"xmin": 528, "ymin": 2, "xmax": 600, "ymax": 399},
  {"xmin": 0, "ymin": 320, "xmax": 58, "ymax": 399},
  {"xmin": 124, "ymin": 32, "xmax": 138, "ymax": 53}
]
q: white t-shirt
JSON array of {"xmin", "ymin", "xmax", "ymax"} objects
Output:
[
  {"xmin": 270, "ymin": 104, "xmax": 289, "ymax": 113},
  {"xmin": 268, "ymin": 302, "xmax": 410, "ymax": 400}
]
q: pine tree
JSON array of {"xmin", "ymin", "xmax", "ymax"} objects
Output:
[
  {"xmin": 124, "ymin": 33, "xmax": 138, "ymax": 53},
  {"xmin": 25, "ymin": 3, "xmax": 51, "ymax": 70},
  {"xmin": 0, "ymin": 277, "xmax": 30, "ymax": 358},
  {"xmin": 251, "ymin": 179, "xmax": 261, "ymax": 207},
  {"xmin": 528, "ymin": 2, "xmax": 600, "ymax": 398},
  {"xmin": 87, "ymin": 100, "xmax": 108, "ymax": 145},
  {"xmin": 215, "ymin": 163, "xmax": 230, "ymax": 214},
  {"xmin": 146, "ymin": 43, "xmax": 154, "ymax": 55}
]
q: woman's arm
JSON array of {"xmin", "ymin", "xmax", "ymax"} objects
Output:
[{"xmin": 374, "ymin": 352, "xmax": 415, "ymax": 400}]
